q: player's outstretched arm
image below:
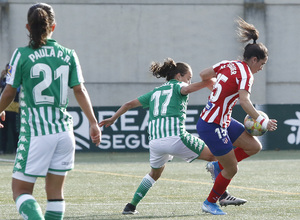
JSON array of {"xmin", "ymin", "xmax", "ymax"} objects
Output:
[
  {"xmin": 73, "ymin": 83, "xmax": 101, "ymax": 145},
  {"xmin": 181, "ymin": 79, "xmax": 215, "ymax": 95},
  {"xmin": 99, "ymin": 99, "xmax": 141, "ymax": 128}
]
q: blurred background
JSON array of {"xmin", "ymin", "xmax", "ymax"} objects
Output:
[
  {"xmin": 0, "ymin": 0, "xmax": 299, "ymax": 152},
  {"xmin": 1, "ymin": 0, "xmax": 299, "ymax": 106}
]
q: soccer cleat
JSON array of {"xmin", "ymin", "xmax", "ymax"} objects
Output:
[
  {"xmin": 206, "ymin": 161, "xmax": 221, "ymax": 182},
  {"xmin": 202, "ymin": 199, "xmax": 227, "ymax": 215},
  {"xmin": 219, "ymin": 191, "xmax": 247, "ymax": 207},
  {"xmin": 122, "ymin": 203, "xmax": 139, "ymax": 215}
]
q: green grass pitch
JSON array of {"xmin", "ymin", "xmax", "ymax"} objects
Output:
[{"xmin": 1, "ymin": 150, "xmax": 300, "ymax": 219}]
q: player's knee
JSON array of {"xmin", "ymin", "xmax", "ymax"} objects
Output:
[
  {"xmin": 252, "ymin": 140, "xmax": 263, "ymax": 154},
  {"xmin": 149, "ymin": 166, "xmax": 164, "ymax": 181}
]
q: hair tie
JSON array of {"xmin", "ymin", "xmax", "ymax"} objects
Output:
[{"xmin": 253, "ymin": 39, "xmax": 257, "ymax": 44}]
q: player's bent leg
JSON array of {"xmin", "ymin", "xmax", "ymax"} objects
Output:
[
  {"xmin": 205, "ymin": 163, "xmax": 247, "ymax": 207},
  {"xmin": 196, "ymin": 145, "xmax": 216, "ymax": 162},
  {"xmin": 233, "ymin": 131, "xmax": 262, "ymax": 156},
  {"xmin": 149, "ymin": 166, "xmax": 165, "ymax": 181}
]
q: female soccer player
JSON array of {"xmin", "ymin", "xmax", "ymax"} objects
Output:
[
  {"xmin": 100, "ymin": 58, "xmax": 224, "ymax": 215},
  {"xmin": 0, "ymin": 3, "xmax": 101, "ymax": 219},
  {"xmin": 196, "ymin": 18, "xmax": 277, "ymax": 215}
]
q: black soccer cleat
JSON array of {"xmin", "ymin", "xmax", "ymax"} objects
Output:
[
  {"xmin": 219, "ymin": 191, "xmax": 247, "ymax": 207},
  {"xmin": 122, "ymin": 203, "xmax": 139, "ymax": 215}
]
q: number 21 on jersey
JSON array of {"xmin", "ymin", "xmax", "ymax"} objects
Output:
[{"xmin": 31, "ymin": 63, "xmax": 69, "ymax": 106}]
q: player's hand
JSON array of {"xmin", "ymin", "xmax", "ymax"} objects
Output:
[
  {"xmin": 0, "ymin": 111, "xmax": 5, "ymax": 128},
  {"xmin": 267, "ymin": 119, "xmax": 277, "ymax": 131},
  {"xmin": 90, "ymin": 123, "xmax": 101, "ymax": 146},
  {"xmin": 98, "ymin": 118, "xmax": 115, "ymax": 128}
]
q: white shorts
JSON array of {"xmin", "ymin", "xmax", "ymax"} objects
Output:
[
  {"xmin": 12, "ymin": 131, "xmax": 75, "ymax": 180},
  {"xmin": 149, "ymin": 136, "xmax": 201, "ymax": 169}
]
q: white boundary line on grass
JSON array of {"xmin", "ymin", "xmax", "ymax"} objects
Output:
[
  {"xmin": 74, "ymin": 169, "xmax": 300, "ymax": 196},
  {"xmin": 0, "ymin": 158, "xmax": 14, "ymax": 163}
]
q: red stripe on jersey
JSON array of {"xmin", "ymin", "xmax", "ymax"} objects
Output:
[{"xmin": 200, "ymin": 60, "xmax": 253, "ymax": 128}]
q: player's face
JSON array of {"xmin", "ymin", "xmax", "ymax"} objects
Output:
[
  {"xmin": 181, "ymin": 69, "xmax": 193, "ymax": 84},
  {"xmin": 251, "ymin": 56, "xmax": 268, "ymax": 74}
]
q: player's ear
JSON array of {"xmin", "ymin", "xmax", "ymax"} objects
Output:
[
  {"xmin": 252, "ymin": 56, "xmax": 258, "ymax": 63},
  {"xmin": 26, "ymin": 24, "xmax": 30, "ymax": 32},
  {"xmin": 175, "ymin": 73, "xmax": 181, "ymax": 81},
  {"xmin": 51, "ymin": 24, "xmax": 56, "ymax": 32}
]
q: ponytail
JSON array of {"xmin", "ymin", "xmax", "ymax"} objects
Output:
[
  {"xmin": 27, "ymin": 3, "xmax": 55, "ymax": 49},
  {"xmin": 150, "ymin": 58, "xmax": 190, "ymax": 81},
  {"xmin": 236, "ymin": 17, "xmax": 268, "ymax": 61}
]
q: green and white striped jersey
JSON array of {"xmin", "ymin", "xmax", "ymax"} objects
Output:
[
  {"xmin": 6, "ymin": 39, "xmax": 84, "ymax": 137},
  {"xmin": 138, "ymin": 79, "xmax": 189, "ymax": 140}
]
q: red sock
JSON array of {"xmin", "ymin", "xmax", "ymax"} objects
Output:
[
  {"xmin": 207, "ymin": 173, "xmax": 231, "ymax": 203},
  {"xmin": 218, "ymin": 161, "xmax": 223, "ymax": 170},
  {"xmin": 217, "ymin": 148, "xmax": 249, "ymax": 170},
  {"xmin": 234, "ymin": 147, "xmax": 250, "ymax": 162}
]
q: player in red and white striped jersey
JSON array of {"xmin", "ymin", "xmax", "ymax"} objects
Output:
[
  {"xmin": 200, "ymin": 60, "xmax": 253, "ymax": 128},
  {"xmin": 197, "ymin": 18, "xmax": 277, "ymax": 215}
]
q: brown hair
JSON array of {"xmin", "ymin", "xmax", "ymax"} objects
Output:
[
  {"xmin": 236, "ymin": 17, "xmax": 268, "ymax": 61},
  {"xmin": 27, "ymin": 3, "xmax": 55, "ymax": 49},
  {"xmin": 150, "ymin": 58, "xmax": 190, "ymax": 81}
]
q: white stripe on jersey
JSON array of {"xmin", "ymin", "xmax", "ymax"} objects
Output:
[
  {"xmin": 48, "ymin": 106, "xmax": 56, "ymax": 134},
  {"xmin": 176, "ymin": 117, "xmax": 180, "ymax": 136},
  {"xmin": 32, "ymin": 108, "xmax": 42, "ymax": 136},
  {"xmin": 156, "ymin": 119, "xmax": 159, "ymax": 139},
  {"xmin": 213, "ymin": 60, "xmax": 229, "ymax": 69},
  {"xmin": 236, "ymin": 62, "xmax": 251, "ymax": 92},
  {"xmin": 40, "ymin": 107, "xmax": 49, "ymax": 135},
  {"xmin": 147, "ymin": 117, "xmax": 182, "ymax": 140},
  {"xmin": 28, "ymin": 108, "xmax": 34, "ymax": 136},
  {"xmin": 160, "ymin": 118, "xmax": 165, "ymax": 137},
  {"xmin": 207, "ymin": 107, "xmax": 220, "ymax": 123},
  {"xmin": 171, "ymin": 117, "xmax": 175, "ymax": 136},
  {"xmin": 220, "ymin": 93, "xmax": 238, "ymax": 127},
  {"xmin": 7, "ymin": 50, "xmax": 21, "ymax": 85},
  {"xmin": 149, "ymin": 120, "xmax": 153, "ymax": 138},
  {"xmin": 57, "ymin": 109, "xmax": 64, "ymax": 133},
  {"xmin": 165, "ymin": 117, "xmax": 170, "ymax": 136}
]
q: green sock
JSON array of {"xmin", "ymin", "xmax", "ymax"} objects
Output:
[
  {"xmin": 44, "ymin": 211, "xmax": 64, "ymax": 220},
  {"xmin": 131, "ymin": 174, "xmax": 155, "ymax": 206},
  {"xmin": 44, "ymin": 200, "xmax": 65, "ymax": 220},
  {"xmin": 16, "ymin": 194, "xmax": 44, "ymax": 220}
]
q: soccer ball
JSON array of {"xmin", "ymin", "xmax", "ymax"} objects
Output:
[{"xmin": 244, "ymin": 110, "xmax": 269, "ymax": 136}]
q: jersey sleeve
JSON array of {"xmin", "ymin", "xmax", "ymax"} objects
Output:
[
  {"xmin": 137, "ymin": 91, "xmax": 152, "ymax": 108},
  {"xmin": 176, "ymin": 81, "xmax": 188, "ymax": 96},
  {"xmin": 212, "ymin": 60, "xmax": 229, "ymax": 73},
  {"xmin": 68, "ymin": 50, "xmax": 84, "ymax": 88},
  {"xmin": 6, "ymin": 48, "xmax": 22, "ymax": 88},
  {"xmin": 236, "ymin": 62, "xmax": 253, "ymax": 93}
]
